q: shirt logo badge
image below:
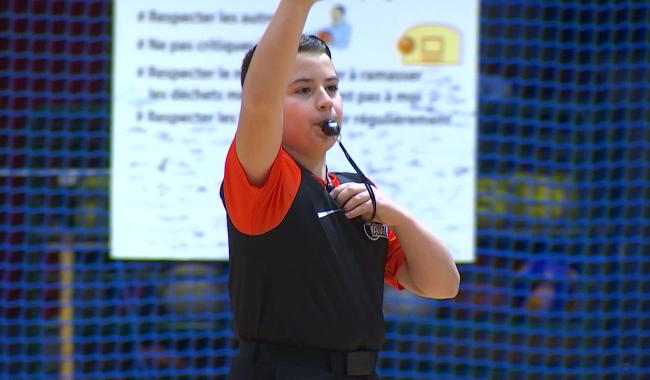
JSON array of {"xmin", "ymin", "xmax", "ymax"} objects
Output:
[{"xmin": 363, "ymin": 222, "xmax": 388, "ymax": 241}]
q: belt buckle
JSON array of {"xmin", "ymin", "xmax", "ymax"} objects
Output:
[{"xmin": 346, "ymin": 351, "xmax": 374, "ymax": 376}]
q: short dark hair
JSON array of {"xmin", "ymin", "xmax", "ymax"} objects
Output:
[{"xmin": 240, "ymin": 34, "xmax": 332, "ymax": 87}]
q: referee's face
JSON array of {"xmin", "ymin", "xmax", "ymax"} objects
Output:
[{"xmin": 282, "ymin": 52, "xmax": 343, "ymax": 158}]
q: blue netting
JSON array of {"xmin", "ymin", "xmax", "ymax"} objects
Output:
[{"xmin": 1, "ymin": 1, "xmax": 649, "ymax": 379}]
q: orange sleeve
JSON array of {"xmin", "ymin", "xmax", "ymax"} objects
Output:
[
  {"xmin": 384, "ymin": 228, "xmax": 406, "ymax": 290},
  {"xmin": 223, "ymin": 141, "xmax": 301, "ymax": 235}
]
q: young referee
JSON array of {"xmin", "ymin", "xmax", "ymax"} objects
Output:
[{"xmin": 221, "ymin": 1, "xmax": 460, "ymax": 378}]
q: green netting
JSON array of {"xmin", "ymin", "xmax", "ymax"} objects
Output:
[{"xmin": 1, "ymin": 1, "xmax": 648, "ymax": 379}]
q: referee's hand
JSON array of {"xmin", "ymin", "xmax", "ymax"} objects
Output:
[{"xmin": 329, "ymin": 182, "xmax": 405, "ymax": 227}]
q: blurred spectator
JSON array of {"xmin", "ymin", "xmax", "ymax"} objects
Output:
[{"xmin": 515, "ymin": 260, "xmax": 578, "ymax": 313}]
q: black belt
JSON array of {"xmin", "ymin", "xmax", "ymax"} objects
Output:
[{"xmin": 237, "ymin": 340, "xmax": 378, "ymax": 376}]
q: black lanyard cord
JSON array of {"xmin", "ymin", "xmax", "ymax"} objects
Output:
[
  {"xmin": 337, "ymin": 140, "xmax": 377, "ymax": 223},
  {"xmin": 319, "ymin": 118, "xmax": 377, "ymax": 223}
]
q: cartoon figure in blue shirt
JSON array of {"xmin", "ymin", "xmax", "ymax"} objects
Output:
[{"xmin": 316, "ymin": 5, "xmax": 351, "ymax": 49}]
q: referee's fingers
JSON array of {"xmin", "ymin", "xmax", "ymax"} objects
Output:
[{"xmin": 329, "ymin": 182, "xmax": 363, "ymax": 204}]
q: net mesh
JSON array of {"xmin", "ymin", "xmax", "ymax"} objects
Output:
[{"xmin": 2, "ymin": 0, "xmax": 649, "ymax": 379}]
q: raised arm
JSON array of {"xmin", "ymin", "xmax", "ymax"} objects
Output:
[{"xmin": 236, "ymin": 0, "xmax": 317, "ymax": 186}]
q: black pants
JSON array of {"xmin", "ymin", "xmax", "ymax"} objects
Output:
[{"xmin": 228, "ymin": 341, "xmax": 379, "ymax": 380}]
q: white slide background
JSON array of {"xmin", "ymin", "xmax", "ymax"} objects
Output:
[{"xmin": 111, "ymin": 0, "xmax": 479, "ymax": 262}]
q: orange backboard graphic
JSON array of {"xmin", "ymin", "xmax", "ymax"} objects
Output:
[{"xmin": 397, "ymin": 24, "xmax": 461, "ymax": 65}]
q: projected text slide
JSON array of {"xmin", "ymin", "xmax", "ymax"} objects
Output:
[{"xmin": 111, "ymin": 0, "xmax": 479, "ymax": 261}]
